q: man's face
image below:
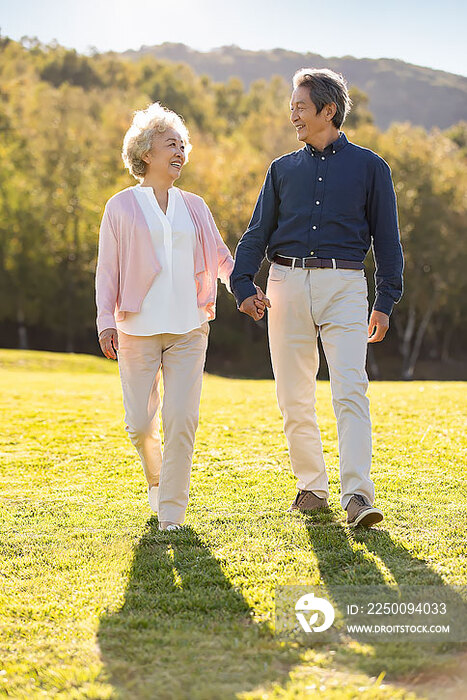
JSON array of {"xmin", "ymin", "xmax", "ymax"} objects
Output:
[{"xmin": 290, "ymin": 85, "xmax": 328, "ymax": 144}]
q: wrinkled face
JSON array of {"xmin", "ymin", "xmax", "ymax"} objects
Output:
[
  {"xmin": 143, "ymin": 127, "xmax": 186, "ymax": 182},
  {"xmin": 289, "ymin": 85, "xmax": 329, "ymax": 144}
]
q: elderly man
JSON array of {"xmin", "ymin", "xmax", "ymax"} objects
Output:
[{"xmin": 230, "ymin": 68, "xmax": 403, "ymax": 527}]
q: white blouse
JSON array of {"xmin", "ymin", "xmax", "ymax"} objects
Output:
[{"xmin": 116, "ymin": 185, "xmax": 209, "ymax": 336}]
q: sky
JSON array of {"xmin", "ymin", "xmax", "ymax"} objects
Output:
[{"xmin": 1, "ymin": 0, "xmax": 466, "ymax": 77}]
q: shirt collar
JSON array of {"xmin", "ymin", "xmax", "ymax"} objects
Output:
[
  {"xmin": 305, "ymin": 132, "xmax": 348, "ymax": 157},
  {"xmin": 138, "ymin": 184, "xmax": 175, "ymax": 195}
]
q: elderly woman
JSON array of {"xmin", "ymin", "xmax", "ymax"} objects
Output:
[{"xmin": 95, "ymin": 103, "xmax": 259, "ymax": 531}]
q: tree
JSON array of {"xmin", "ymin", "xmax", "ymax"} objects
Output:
[
  {"xmin": 0, "ymin": 37, "xmax": 465, "ymax": 379},
  {"xmin": 357, "ymin": 123, "xmax": 467, "ymax": 378}
]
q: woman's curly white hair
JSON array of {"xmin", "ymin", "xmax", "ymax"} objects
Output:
[{"xmin": 122, "ymin": 102, "xmax": 192, "ymax": 180}]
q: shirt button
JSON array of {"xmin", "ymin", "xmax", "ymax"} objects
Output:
[
  {"xmin": 332, "ymin": 150, "xmax": 336, "ymax": 154},
  {"xmin": 318, "ymin": 177, "xmax": 323, "ymax": 181},
  {"xmin": 321, "ymin": 156, "xmax": 325, "ymax": 160},
  {"xmin": 312, "ymin": 226, "xmax": 317, "ymax": 230},
  {"xmin": 315, "ymin": 200, "xmax": 320, "ymax": 205}
]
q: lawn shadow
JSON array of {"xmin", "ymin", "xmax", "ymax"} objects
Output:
[
  {"xmin": 98, "ymin": 518, "xmax": 299, "ymax": 700},
  {"xmin": 304, "ymin": 511, "xmax": 466, "ymax": 680}
]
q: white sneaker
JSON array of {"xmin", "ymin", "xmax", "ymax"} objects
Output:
[
  {"xmin": 158, "ymin": 522, "xmax": 182, "ymax": 531},
  {"xmin": 148, "ymin": 486, "xmax": 159, "ymax": 513}
]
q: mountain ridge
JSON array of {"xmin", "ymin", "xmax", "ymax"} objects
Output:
[{"xmin": 121, "ymin": 43, "xmax": 467, "ymax": 130}]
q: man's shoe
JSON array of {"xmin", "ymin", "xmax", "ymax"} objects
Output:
[
  {"xmin": 346, "ymin": 494, "xmax": 383, "ymax": 527},
  {"xmin": 288, "ymin": 489, "xmax": 328, "ymax": 513},
  {"xmin": 148, "ymin": 485, "xmax": 159, "ymax": 513}
]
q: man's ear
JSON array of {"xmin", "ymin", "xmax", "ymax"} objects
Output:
[{"xmin": 325, "ymin": 102, "xmax": 337, "ymax": 122}]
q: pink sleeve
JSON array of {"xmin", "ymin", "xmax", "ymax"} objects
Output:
[
  {"xmin": 206, "ymin": 206, "xmax": 234, "ymax": 289},
  {"xmin": 95, "ymin": 205, "xmax": 119, "ymax": 334}
]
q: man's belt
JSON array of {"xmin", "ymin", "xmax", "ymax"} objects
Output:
[{"xmin": 273, "ymin": 254, "xmax": 364, "ymax": 270}]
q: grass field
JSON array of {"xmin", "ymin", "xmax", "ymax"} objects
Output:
[{"xmin": 0, "ymin": 348, "xmax": 466, "ymax": 699}]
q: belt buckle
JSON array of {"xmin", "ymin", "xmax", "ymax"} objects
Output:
[{"xmin": 291, "ymin": 257, "xmax": 304, "ymax": 270}]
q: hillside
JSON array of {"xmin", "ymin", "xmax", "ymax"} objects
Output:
[{"xmin": 122, "ymin": 43, "xmax": 467, "ymax": 130}]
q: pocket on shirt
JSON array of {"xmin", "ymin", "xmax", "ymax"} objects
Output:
[
  {"xmin": 337, "ymin": 268, "xmax": 365, "ymax": 280},
  {"xmin": 268, "ymin": 264, "xmax": 288, "ymax": 282}
]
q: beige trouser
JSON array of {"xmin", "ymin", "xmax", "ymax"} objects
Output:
[
  {"xmin": 267, "ymin": 263, "xmax": 374, "ymax": 509},
  {"xmin": 117, "ymin": 324, "xmax": 209, "ymax": 524}
]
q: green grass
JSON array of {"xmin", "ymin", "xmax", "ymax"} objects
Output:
[{"xmin": 0, "ymin": 348, "xmax": 466, "ymax": 699}]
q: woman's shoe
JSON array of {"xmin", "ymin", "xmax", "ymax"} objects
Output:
[
  {"xmin": 148, "ymin": 485, "xmax": 159, "ymax": 512},
  {"xmin": 158, "ymin": 521, "xmax": 182, "ymax": 531}
]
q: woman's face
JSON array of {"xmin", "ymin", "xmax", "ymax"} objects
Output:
[{"xmin": 143, "ymin": 127, "xmax": 186, "ymax": 183}]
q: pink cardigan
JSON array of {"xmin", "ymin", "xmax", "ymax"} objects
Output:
[{"xmin": 95, "ymin": 187, "xmax": 234, "ymax": 335}]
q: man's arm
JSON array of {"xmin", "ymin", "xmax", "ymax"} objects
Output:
[
  {"xmin": 367, "ymin": 158, "xmax": 404, "ymax": 342},
  {"xmin": 230, "ymin": 163, "xmax": 279, "ymax": 310}
]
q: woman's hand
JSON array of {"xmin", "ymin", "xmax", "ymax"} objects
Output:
[{"xmin": 99, "ymin": 328, "xmax": 119, "ymax": 359}]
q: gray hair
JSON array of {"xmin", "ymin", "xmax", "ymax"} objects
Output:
[
  {"xmin": 122, "ymin": 102, "xmax": 192, "ymax": 180},
  {"xmin": 292, "ymin": 68, "xmax": 352, "ymax": 129}
]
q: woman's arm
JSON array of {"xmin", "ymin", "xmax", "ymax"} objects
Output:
[
  {"xmin": 205, "ymin": 205, "xmax": 234, "ymax": 288},
  {"xmin": 95, "ymin": 204, "xmax": 119, "ymax": 339},
  {"xmin": 204, "ymin": 203, "xmax": 269, "ymax": 316}
]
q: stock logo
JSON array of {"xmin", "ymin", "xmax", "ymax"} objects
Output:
[{"xmin": 295, "ymin": 592, "xmax": 335, "ymax": 633}]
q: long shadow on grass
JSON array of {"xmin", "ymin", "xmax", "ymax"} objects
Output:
[
  {"xmin": 304, "ymin": 510, "xmax": 464, "ymax": 679},
  {"xmin": 98, "ymin": 517, "xmax": 299, "ymax": 700}
]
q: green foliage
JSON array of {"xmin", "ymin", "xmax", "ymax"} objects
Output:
[
  {"xmin": 445, "ymin": 120, "xmax": 467, "ymax": 156},
  {"xmin": 346, "ymin": 87, "xmax": 374, "ymax": 128},
  {"xmin": 39, "ymin": 47, "xmax": 103, "ymax": 88},
  {"xmin": 347, "ymin": 122, "xmax": 467, "ymax": 377},
  {"xmin": 0, "ymin": 38, "xmax": 466, "ymax": 377}
]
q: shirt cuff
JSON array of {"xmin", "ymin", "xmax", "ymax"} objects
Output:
[
  {"xmin": 97, "ymin": 314, "xmax": 117, "ymax": 336},
  {"xmin": 232, "ymin": 280, "xmax": 258, "ymax": 309},
  {"xmin": 373, "ymin": 294, "xmax": 395, "ymax": 316}
]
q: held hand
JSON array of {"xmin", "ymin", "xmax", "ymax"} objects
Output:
[
  {"xmin": 239, "ymin": 287, "xmax": 271, "ymax": 321},
  {"xmin": 254, "ymin": 285, "xmax": 271, "ymax": 312},
  {"xmin": 99, "ymin": 328, "xmax": 119, "ymax": 359},
  {"xmin": 368, "ymin": 310, "xmax": 389, "ymax": 344}
]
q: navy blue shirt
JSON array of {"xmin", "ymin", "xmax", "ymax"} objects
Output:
[{"xmin": 230, "ymin": 132, "xmax": 403, "ymax": 316}]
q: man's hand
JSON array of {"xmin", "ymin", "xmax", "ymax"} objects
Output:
[
  {"xmin": 99, "ymin": 328, "xmax": 119, "ymax": 359},
  {"xmin": 239, "ymin": 286, "xmax": 271, "ymax": 321},
  {"xmin": 368, "ymin": 310, "xmax": 390, "ymax": 343}
]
